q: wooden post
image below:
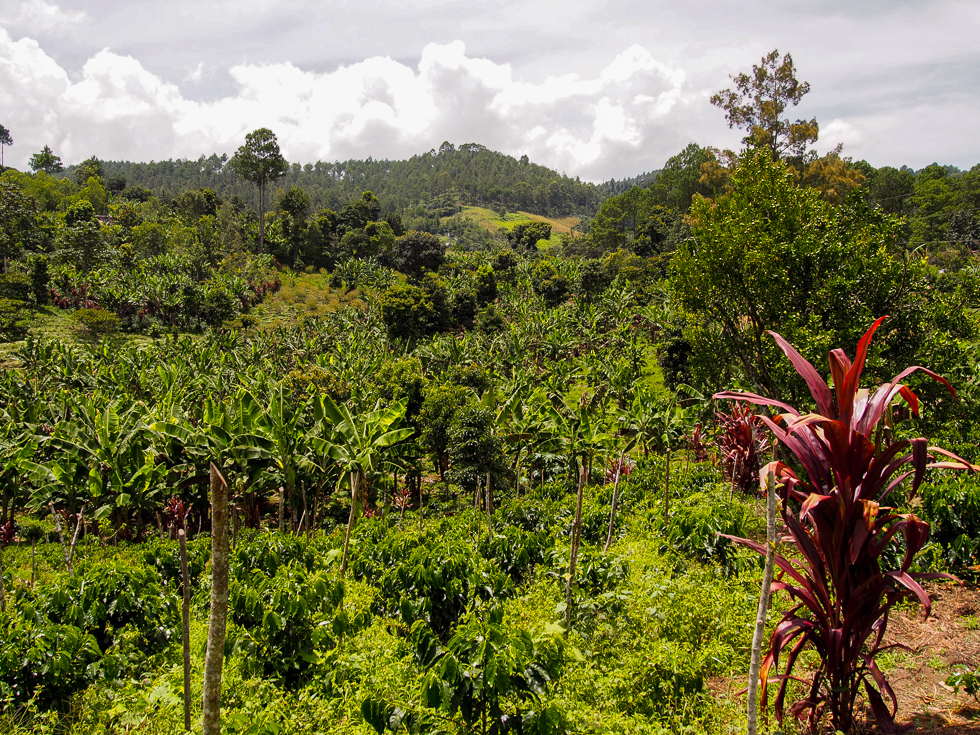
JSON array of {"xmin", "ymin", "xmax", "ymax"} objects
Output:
[
  {"xmin": 178, "ymin": 529, "xmax": 192, "ymax": 732},
  {"xmin": 747, "ymin": 457, "xmax": 778, "ymax": 735},
  {"xmin": 604, "ymin": 449, "xmax": 626, "ymax": 552},
  {"xmin": 340, "ymin": 470, "xmax": 358, "ymax": 577},
  {"xmin": 0, "ymin": 543, "xmax": 6, "ymax": 614},
  {"xmin": 202, "ymin": 463, "xmax": 230, "ymax": 735},
  {"xmin": 485, "ymin": 473, "xmax": 493, "ymax": 544},
  {"xmin": 564, "ymin": 463, "xmax": 586, "ymax": 635},
  {"xmin": 67, "ymin": 507, "xmax": 85, "ymax": 578}
]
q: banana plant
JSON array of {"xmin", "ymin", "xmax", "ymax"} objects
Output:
[
  {"xmin": 622, "ymin": 385, "xmax": 701, "ymax": 521},
  {"xmin": 251, "ymin": 385, "xmax": 310, "ymax": 532},
  {"xmin": 493, "ymin": 381, "xmax": 550, "ymax": 496},
  {"xmin": 543, "ymin": 390, "xmax": 614, "ymax": 633},
  {"xmin": 309, "ymin": 394, "xmax": 414, "ymax": 576},
  {"xmin": 42, "ymin": 396, "xmax": 161, "ymax": 536},
  {"xmin": 151, "ymin": 391, "xmax": 274, "ymax": 532}
]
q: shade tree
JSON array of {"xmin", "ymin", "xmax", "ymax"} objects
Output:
[
  {"xmin": 711, "ymin": 49, "xmax": 818, "ymax": 162},
  {"xmin": 230, "ymin": 128, "xmax": 289, "ymax": 253},
  {"xmin": 29, "ymin": 145, "xmax": 63, "ymax": 175}
]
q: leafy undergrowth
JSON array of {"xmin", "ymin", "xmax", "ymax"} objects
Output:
[
  {"xmin": 0, "ymin": 305, "xmax": 155, "ymax": 367},
  {"xmin": 0, "ymin": 466, "xmax": 778, "ymax": 734}
]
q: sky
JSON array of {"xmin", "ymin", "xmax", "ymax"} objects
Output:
[{"xmin": 1, "ymin": 0, "xmax": 978, "ymax": 182}]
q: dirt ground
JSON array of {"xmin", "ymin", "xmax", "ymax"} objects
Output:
[
  {"xmin": 886, "ymin": 582, "xmax": 980, "ymax": 733},
  {"xmin": 709, "ymin": 582, "xmax": 980, "ymax": 733}
]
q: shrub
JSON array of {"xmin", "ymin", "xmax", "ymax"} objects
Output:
[
  {"xmin": 380, "ymin": 284, "xmax": 436, "ymax": 341},
  {"xmin": 28, "ymin": 255, "xmax": 49, "ymax": 305},
  {"xmin": 71, "ymin": 307, "xmax": 121, "ymax": 340},
  {"xmin": 531, "ymin": 261, "xmax": 569, "ymax": 308},
  {"xmin": 229, "ymin": 562, "xmax": 345, "ymax": 688},
  {"xmin": 0, "ymin": 614, "xmax": 101, "ymax": 709},
  {"xmin": 475, "ymin": 304, "xmax": 505, "ymax": 334},
  {"xmin": 663, "ymin": 487, "xmax": 751, "ymax": 572},
  {"xmin": 349, "ymin": 522, "xmax": 512, "ymax": 641},
  {"xmin": 408, "ymin": 605, "xmax": 567, "ymax": 735},
  {"xmin": 36, "ymin": 559, "xmax": 178, "ymax": 654},
  {"xmin": 714, "ymin": 403, "xmax": 770, "ymax": 495},
  {"xmin": 920, "ymin": 474, "xmax": 980, "ymax": 570},
  {"xmin": 0, "ymin": 272, "xmax": 31, "ymax": 302},
  {"xmin": 0, "ymin": 299, "xmax": 30, "ymax": 342}
]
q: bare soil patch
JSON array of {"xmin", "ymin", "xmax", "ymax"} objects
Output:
[{"xmin": 707, "ymin": 583, "xmax": 980, "ymax": 733}]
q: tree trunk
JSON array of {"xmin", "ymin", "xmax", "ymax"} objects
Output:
[
  {"xmin": 202, "ymin": 463, "xmax": 230, "ymax": 735},
  {"xmin": 67, "ymin": 507, "xmax": 84, "ymax": 578},
  {"xmin": 30, "ymin": 540, "xmax": 37, "ymax": 588},
  {"xmin": 297, "ymin": 480, "xmax": 307, "ymax": 535},
  {"xmin": 747, "ymin": 461, "xmax": 778, "ymax": 735},
  {"xmin": 278, "ymin": 485, "xmax": 286, "ymax": 533},
  {"xmin": 179, "ymin": 529, "xmax": 192, "ymax": 732},
  {"xmin": 564, "ymin": 463, "xmax": 586, "ymax": 634},
  {"xmin": 340, "ymin": 471, "xmax": 358, "ymax": 577},
  {"xmin": 486, "ymin": 473, "xmax": 493, "ymax": 544},
  {"xmin": 604, "ymin": 449, "xmax": 626, "ymax": 553},
  {"xmin": 662, "ymin": 448, "xmax": 671, "ymax": 523},
  {"xmin": 50, "ymin": 502, "xmax": 70, "ymax": 574},
  {"xmin": 514, "ymin": 446, "xmax": 523, "ymax": 498},
  {"xmin": 0, "ymin": 544, "xmax": 6, "ymax": 614},
  {"xmin": 258, "ymin": 182, "xmax": 266, "ymax": 253}
]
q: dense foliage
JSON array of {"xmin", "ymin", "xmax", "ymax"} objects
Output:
[{"xmin": 1, "ymin": 74, "xmax": 980, "ymax": 732}]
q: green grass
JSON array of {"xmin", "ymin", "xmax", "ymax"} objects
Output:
[
  {"xmin": 453, "ymin": 206, "xmax": 582, "ymax": 246},
  {"xmin": 0, "ymin": 305, "xmax": 156, "ymax": 368},
  {"xmin": 232, "ymin": 271, "xmax": 368, "ymax": 330}
]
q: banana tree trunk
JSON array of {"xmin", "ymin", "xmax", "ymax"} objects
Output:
[
  {"xmin": 202, "ymin": 464, "xmax": 230, "ymax": 735},
  {"xmin": 604, "ymin": 448, "xmax": 626, "ymax": 552},
  {"xmin": 564, "ymin": 463, "xmax": 586, "ymax": 635},
  {"xmin": 340, "ymin": 470, "xmax": 361, "ymax": 577}
]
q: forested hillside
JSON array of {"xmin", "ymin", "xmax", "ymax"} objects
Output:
[{"xmin": 71, "ymin": 142, "xmax": 603, "ymax": 220}]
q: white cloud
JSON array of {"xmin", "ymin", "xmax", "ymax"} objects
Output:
[
  {"xmin": 0, "ymin": 0, "xmax": 87, "ymax": 32},
  {"xmin": 0, "ymin": 32, "xmax": 703, "ymax": 180}
]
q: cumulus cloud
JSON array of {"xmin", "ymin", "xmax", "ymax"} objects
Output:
[
  {"xmin": 0, "ymin": 0, "xmax": 87, "ymax": 32},
  {"xmin": 0, "ymin": 30, "xmax": 705, "ymax": 180}
]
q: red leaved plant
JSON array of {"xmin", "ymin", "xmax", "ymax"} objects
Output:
[
  {"xmin": 715, "ymin": 317, "xmax": 976, "ymax": 734},
  {"xmin": 715, "ymin": 404, "xmax": 771, "ymax": 495}
]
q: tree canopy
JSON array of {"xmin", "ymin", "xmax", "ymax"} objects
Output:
[
  {"xmin": 672, "ymin": 148, "xmax": 915, "ymax": 403},
  {"xmin": 711, "ymin": 50, "xmax": 819, "ymax": 161},
  {"xmin": 230, "ymin": 128, "xmax": 289, "ymax": 252},
  {"xmin": 29, "ymin": 146, "xmax": 64, "ymax": 175}
]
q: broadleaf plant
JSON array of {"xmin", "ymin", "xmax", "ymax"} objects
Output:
[{"xmin": 715, "ymin": 317, "xmax": 977, "ymax": 734}]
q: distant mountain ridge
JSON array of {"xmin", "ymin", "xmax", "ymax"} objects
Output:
[{"xmin": 70, "ymin": 142, "xmax": 619, "ymax": 218}]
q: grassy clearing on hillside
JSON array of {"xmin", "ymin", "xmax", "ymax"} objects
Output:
[
  {"xmin": 0, "ymin": 306, "xmax": 156, "ymax": 368},
  {"xmin": 454, "ymin": 206, "xmax": 582, "ymax": 240},
  {"xmin": 250, "ymin": 271, "xmax": 368, "ymax": 329},
  {"xmin": 0, "ymin": 272, "xmax": 363, "ymax": 365}
]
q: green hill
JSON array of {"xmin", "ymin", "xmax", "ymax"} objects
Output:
[{"xmin": 72, "ymin": 142, "xmax": 604, "ymax": 219}]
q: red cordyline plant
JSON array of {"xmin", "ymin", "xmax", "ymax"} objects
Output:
[
  {"xmin": 715, "ymin": 404, "xmax": 771, "ymax": 495},
  {"xmin": 715, "ymin": 317, "xmax": 976, "ymax": 734}
]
